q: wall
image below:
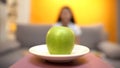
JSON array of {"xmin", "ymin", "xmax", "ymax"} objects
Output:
[
  {"xmin": 117, "ymin": 0, "xmax": 120, "ymax": 43},
  {"xmin": 30, "ymin": 0, "xmax": 117, "ymax": 42}
]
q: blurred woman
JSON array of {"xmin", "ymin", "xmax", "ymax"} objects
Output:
[{"xmin": 55, "ymin": 7, "xmax": 82, "ymax": 44}]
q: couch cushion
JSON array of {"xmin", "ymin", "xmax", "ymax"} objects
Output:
[
  {"xmin": 80, "ymin": 24, "xmax": 104, "ymax": 49},
  {"xmin": 16, "ymin": 24, "xmax": 52, "ymax": 47}
]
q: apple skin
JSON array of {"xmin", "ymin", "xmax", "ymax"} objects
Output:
[{"xmin": 46, "ymin": 26, "xmax": 75, "ymax": 54}]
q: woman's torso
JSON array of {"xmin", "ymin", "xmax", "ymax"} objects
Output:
[{"xmin": 54, "ymin": 22, "xmax": 82, "ymax": 36}]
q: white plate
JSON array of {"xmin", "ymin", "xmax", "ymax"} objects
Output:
[{"xmin": 29, "ymin": 44, "xmax": 90, "ymax": 62}]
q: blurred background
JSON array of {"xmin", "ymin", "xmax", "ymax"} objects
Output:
[{"xmin": 0, "ymin": 0, "xmax": 120, "ymax": 68}]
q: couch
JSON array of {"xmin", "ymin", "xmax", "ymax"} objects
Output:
[
  {"xmin": 0, "ymin": 24, "xmax": 120, "ymax": 68},
  {"xmin": 16, "ymin": 24, "xmax": 105, "ymax": 49}
]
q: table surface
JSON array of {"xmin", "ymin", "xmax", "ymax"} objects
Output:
[{"xmin": 10, "ymin": 53, "xmax": 113, "ymax": 68}]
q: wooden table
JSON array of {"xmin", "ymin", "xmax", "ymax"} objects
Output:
[{"xmin": 10, "ymin": 53, "xmax": 113, "ymax": 68}]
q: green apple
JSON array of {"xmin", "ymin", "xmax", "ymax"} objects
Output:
[{"xmin": 46, "ymin": 26, "xmax": 75, "ymax": 54}]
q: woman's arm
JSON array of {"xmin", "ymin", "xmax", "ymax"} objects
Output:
[
  {"xmin": 75, "ymin": 35, "xmax": 80, "ymax": 44},
  {"xmin": 73, "ymin": 25, "xmax": 81, "ymax": 44}
]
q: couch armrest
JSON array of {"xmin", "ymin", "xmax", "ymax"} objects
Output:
[
  {"xmin": 0, "ymin": 40, "xmax": 20, "ymax": 54},
  {"xmin": 98, "ymin": 41, "xmax": 120, "ymax": 59}
]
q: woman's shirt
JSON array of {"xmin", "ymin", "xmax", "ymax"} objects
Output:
[{"xmin": 55, "ymin": 22, "xmax": 82, "ymax": 36}]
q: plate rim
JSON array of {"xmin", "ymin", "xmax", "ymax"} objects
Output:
[{"xmin": 29, "ymin": 44, "xmax": 90, "ymax": 57}]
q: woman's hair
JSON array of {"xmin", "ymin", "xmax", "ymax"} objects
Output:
[{"xmin": 57, "ymin": 6, "xmax": 75, "ymax": 23}]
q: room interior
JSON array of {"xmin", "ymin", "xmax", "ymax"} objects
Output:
[{"xmin": 0, "ymin": 0, "xmax": 120, "ymax": 68}]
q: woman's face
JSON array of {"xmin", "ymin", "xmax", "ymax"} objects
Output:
[{"xmin": 60, "ymin": 8, "xmax": 72, "ymax": 24}]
